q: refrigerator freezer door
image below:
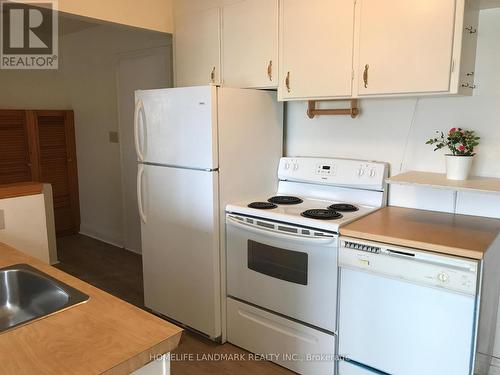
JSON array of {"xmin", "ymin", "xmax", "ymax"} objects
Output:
[
  {"xmin": 134, "ymin": 86, "xmax": 218, "ymax": 169},
  {"xmin": 140, "ymin": 163, "xmax": 220, "ymax": 338}
]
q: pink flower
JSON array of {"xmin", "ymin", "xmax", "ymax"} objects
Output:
[
  {"xmin": 449, "ymin": 127, "xmax": 457, "ymax": 135},
  {"xmin": 456, "ymin": 144, "xmax": 466, "ymax": 152}
]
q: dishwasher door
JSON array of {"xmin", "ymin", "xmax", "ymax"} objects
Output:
[{"xmin": 338, "ymin": 238, "xmax": 479, "ymax": 375}]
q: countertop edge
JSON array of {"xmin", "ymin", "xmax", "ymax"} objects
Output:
[
  {"xmin": 0, "ymin": 182, "xmax": 44, "ymax": 200},
  {"xmin": 103, "ymin": 331, "xmax": 183, "ymax": 375},
  {"xmin": 0, "ymin": 242, "xmax": 183, "ymax": 374}
]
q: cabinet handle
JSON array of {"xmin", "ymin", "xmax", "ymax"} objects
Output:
[
  {"xmin": 465, "ymin": 26, "xmax": 477, "ymax": 34},
  {"xmin": 363, "ymin": 64, "xmax": 369, "ymax": 88},
  {"xmin": 267, "ymin": 60, "xmax": 273, "ymax": 81},
  {"xmin": 285, "ymin": 71, "xmax": 291, "ymax": 93},
  {"xmin": 210, "ymin": 66, "xmax": 216, "ymax": 83}
]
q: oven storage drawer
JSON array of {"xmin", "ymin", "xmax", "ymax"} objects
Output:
[{"xmin": 227, "ymin": 297, "xmax": 336, "ymax": 375}]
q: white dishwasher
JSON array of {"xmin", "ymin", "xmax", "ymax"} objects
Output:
[{"xmin": 338, "ymin": 237, "xmax": 479, "ymax": 375}]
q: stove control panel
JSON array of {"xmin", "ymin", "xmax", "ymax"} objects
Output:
[
  {"xmin": 279, "ymin": 157, "xmax": 389, "ymax": 190},
  {"xmin": 316, "ymin": 163, "xmax": 337, "ymax": 176}
]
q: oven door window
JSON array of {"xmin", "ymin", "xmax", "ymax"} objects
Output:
[{"xmin": 247, "ymin": 240, "xmax": 308, "ymax": 285}]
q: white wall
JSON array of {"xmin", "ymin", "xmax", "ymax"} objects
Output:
[
  {"xmin": 285, "ymin": 8, "xmax": 500, "ymax": 218},
  {"xmin": 0, "ymin": 21, "xmax": 172, "ymax": 248},
  {"xmin": 59, "ymin": 25, "xmax": 171, "ymax": 247},
  {"xmin": 0, "ymin": 71, "xmax": 70, "ymax": 109}
]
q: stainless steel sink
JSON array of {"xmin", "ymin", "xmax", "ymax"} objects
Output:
[{"xmin": 0, "ymin": 264, "xmax": 89, "ymax": 333}]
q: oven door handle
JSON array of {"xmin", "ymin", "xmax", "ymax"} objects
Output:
[{"xmin": 226, "ymin": 216, "xmax": 337, "ymax": 245}]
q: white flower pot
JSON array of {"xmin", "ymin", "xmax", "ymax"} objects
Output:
[{"xmin": 445, "ymin": 155, "xmax": 474, "ymax": 180}]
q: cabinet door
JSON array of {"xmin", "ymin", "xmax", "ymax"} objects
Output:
[
  {"xmin": 222, "ymin": 0, "xmax": 278, "ymax": 89},
  {"xmin": 174, "ymin": 7, "xmax": 221, "ymax": 87},
  {"xmin": 356, "ymin": 0, "xmax": 457, "ymax": 96},
  {"xmin": 279, "ymin": 0, "xmax": 355, "ymax": 100}
]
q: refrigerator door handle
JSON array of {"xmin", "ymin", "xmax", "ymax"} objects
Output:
[
  {"xmin": 137, "ymin": 164, "xmax": 147, "ymax": 224},
  {"xmin": 134, "ymin": 99, "xmax": 146, "ymax": 162}
]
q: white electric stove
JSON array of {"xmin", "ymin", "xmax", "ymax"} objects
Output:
[
  {"xmin": 227, "ymin": 157, "xmax": 388, "ymax": 232},
  {"xmin": 225, "ymin": 157, "xmax": 389, "ymax": 375}
]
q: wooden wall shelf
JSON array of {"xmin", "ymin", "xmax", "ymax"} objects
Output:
[
  {"xmin": 387, "ymin": 171, "xmax": 500, "ymax": 195},
  {"xmin": 307, "ymin": 99, "xmax": 359, "ymax": 119}
]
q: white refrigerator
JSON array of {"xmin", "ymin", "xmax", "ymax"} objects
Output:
[{"xmin": 134, "ymin": 85, "xmax": 283, "ymax": 340}]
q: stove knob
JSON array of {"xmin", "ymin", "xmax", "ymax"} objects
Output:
[
  {"xmin": 284, "ymin": 162, "xmax": 290, "ymax": 170},
  {"xmin": 293, "ymin": 163, "xmax": 299, "ymax": 171},
  {"xmin": 437, "ymin": 272, "xmax": 449, "ymax": 283},
  {"xmin": 358, "ymin": 168, "xmax": 364, "ymax": 176},
  {"xmin": 370, "ymin": 169, "xmax": 376, "ymax": 177}
]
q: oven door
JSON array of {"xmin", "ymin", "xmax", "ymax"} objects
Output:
[{"xmin": 226, "ymin": 214, "xmax": 338, "ymax": 332}]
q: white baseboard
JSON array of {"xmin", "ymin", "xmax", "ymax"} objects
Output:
[
  {"xmin": 79, "ymin": 226, "xmax": 124, "ymax": 249},
  {"xmin": 78, "ymin": 228, "xmax": 141, "ymax": 256},
  {"xmin": 125, "ymin": 246, "xmax": 142, "ymax": 255}
]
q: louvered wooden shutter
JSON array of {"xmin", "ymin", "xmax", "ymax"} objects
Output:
[
  {"xmin": 0, "ymin": 110, "xmax": 32, "ymax": 184},
  {"xmin": 35, "ymin": 111, "xmax": 79, "ymax": 236}
]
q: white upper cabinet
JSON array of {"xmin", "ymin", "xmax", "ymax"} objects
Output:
[
  {"xmin": 174, "ymin": 7, "xmax": 221, "ymax": 87},
  {"xmin": 279, "ymin": 0, "xmax": 355, "ymax": 101},
  {"xmin": 173, "ymin": 0, "xmax": 479, "ymax": 99},
  {"xmin": 222, "ymin": 0, "xmax": 279, "ymax": 89},
  {"xmin": 355, "ymin": 0, "xmax": 479, "ymax": 96}
]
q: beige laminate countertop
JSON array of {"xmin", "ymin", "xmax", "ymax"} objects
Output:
[
  {"xmin": 0, "ymin": 242, "xmax": 182, "ymax": 374},
  {"xmin": 340, "ymin": 206, "xmax": 500, "ymax": 260}
]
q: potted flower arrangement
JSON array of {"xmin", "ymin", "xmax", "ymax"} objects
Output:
[{"xmin": 426, "ymin": 127, "xmax": 480, "ymax": 180}]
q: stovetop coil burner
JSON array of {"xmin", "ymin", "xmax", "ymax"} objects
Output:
[
  {"xmin": 248, "ymin": 202, "xmax": 278, "ymax": 210},
  {"xmin": 301, "ymin": 209, "xmax": 343, "ymax": 220},
  {"xmin": 268, "ymin": 196, "xmax": 303, "ymax": 205},
  {"xmin": 328, "ymin": 203, "xmax": 359, "ymax": 212}
]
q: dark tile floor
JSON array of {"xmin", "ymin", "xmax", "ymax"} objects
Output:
[
  {"xmin": 55, "ymin": 234, "xmax": 292, "ymax": 375},
  {"xmin": 55, "ymin": 234, "xmax": 144, "ymax": 307}
]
